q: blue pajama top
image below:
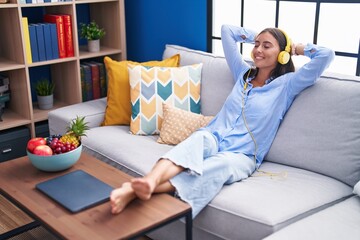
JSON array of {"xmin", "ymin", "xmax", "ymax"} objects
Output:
[{"xmin": 203, "ymin": 25, "xmax": 335, "ymax": 165}]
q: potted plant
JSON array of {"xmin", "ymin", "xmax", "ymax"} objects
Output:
[
  {"xmin": 80, "ymin": 21, "xmax": 106, "ymax": 52},
  {"xmin": 35, "ymin": 79, "xmax": 55, "ymax": 110}
]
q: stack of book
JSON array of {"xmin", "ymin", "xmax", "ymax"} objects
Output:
[
  {"xmin": 22, "ymin": 14, "xmax": 74, "ymax": 63},
  {"xmin": 0, "ymin": 75, "xmax": 10, "ymax": 122},
  {"xmin": 80, "ymin": 61, "xmax": 107, "ymax": 102}
]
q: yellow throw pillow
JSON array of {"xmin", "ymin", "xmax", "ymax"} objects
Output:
[
  {"xmin": 101, "ymin": 54, "xmax": 180, "ymax": 126},
  {"xmin": 129, "ymin": 64, "xmax": 203, "ymax": 135},
  {"xmin": 157, "ymin": 103, "xmax": 213, "ymax": 145}
]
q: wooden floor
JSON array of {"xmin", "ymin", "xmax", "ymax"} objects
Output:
[
  {"xmin": 0, "ymin": 194, "xmax": 33, "ymax": 234},
  {"xmin": 0, "ymin": 194, "xmax": 151, "ymax": 240}
]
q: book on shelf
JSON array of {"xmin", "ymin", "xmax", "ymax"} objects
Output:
[
  {"xmin": 42, "ymin": 23, "xmax": 54, "ymax": 60},
  {"xmin": 80, "ymin": 64, "xmax": 93, "ymax": 101},
  {"xmin": 80, "ymin": 66, "xmax": 87, "ymax": 102},
  {"xmin": 49, "ymin": 23, "xmax": 59, "ymax": 59},
  {"xmin": 34, "ymin": 24, "xmax": 46, "ymax": 61},
  {"xmin": 28, "ymin": 24, "xmax": 39, "ymax": 62},
  {"xmin": 84, "ymin": 62, "xmax": 101, "ymax": 100},
  {"xmin": 60, "ymin": 14, "xmax": 74, "ymax": 57},
  {"xmin": 44, "ymin": 14, "xmax": 66, "ymax": 58},
  {"xmin": 21, "ymin": 17, "xmax": 33, "ymax": 64},
  {"xmin": 92, "ymin": 61, "xmax": 107, "ymax": 98}
]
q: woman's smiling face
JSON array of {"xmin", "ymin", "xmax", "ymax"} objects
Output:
[{"xmin": 252, "ymin": 32, "xmax": 281, "ymax": 71}]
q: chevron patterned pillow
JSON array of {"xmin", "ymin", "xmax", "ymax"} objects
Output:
[{"xmin": 128, "ymin": 63, "xmax": 203, "ymax": 135}]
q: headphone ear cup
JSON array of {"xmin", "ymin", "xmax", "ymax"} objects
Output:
[{"xmin": 278, "ymin": 50, "xmax": 290, "ymax": 65}]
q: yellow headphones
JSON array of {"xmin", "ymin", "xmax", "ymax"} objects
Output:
[
  {"xmin": 251, "ymin": 28, "xmax": 292, "ymax": 65},
  {"xmin": 277, "ymin": 29, "xmax": 291, "ymax": 65}
]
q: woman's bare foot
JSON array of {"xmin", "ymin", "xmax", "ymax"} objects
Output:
[
  {"xmin": 110, "ymin": 182, "xmax": 136, "ymax": 214},
  {"xmin": 131, "ymin": 178, "xmax": 156, "ymax": 200}
]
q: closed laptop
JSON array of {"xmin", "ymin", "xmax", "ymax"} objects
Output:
[{"xmin": 36, "ymin": 170, "xmax": 114, "ymax": 213}]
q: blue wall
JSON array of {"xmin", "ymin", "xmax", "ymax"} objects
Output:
[{"xmin": 124, "ymin": 0, "xmax": 207, "ymax": 62}]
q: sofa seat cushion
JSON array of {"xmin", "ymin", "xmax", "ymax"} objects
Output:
[
  {"xmin": 81, "ymin": 125, "xmax": 173, "ymax": 177},
  {"xmin": 192, "ymin": 162, "xmax": 353, "ymax": 240},
  {"xmin": 263, "ymin": 196, "xmax": 360, "ymax": 240}
]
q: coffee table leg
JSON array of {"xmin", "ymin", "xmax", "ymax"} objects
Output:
[{"xmin": 185, "ymin": 210, "xmax": 192, "ymax": 240}]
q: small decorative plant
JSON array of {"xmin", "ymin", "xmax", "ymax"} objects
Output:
[
  {"xmin": 35, "ymin": 79, "xmax": 55, "ymax": 96},
  {"xmin": 80, "ymin": 21, "xmax": 106, "ymax": 41}
]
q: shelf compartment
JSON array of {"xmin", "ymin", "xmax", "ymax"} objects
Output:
[
  {"xmin": 76, "ymin": 0, "xmax": 125, "ymax": 58},
  {"xmin": 0, "ymin": 69, "xmax": 32, "ymax": 130},
  {"xmin": 0, "ymin": 8, "xmax": 25, "ymax": 66},
  {"xmin": 21, "ymin": 4, "xmax": 77, "ymax": 64},
  {"xmin": 0, "ymin": 109, "xmax": 32, "ymax": 131},
  {"xmin": 29, "ymin": 61, "xmax": 81, "ymax": 112}
]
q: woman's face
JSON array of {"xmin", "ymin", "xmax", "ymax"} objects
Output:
[{"xmin": 252, "ymin": 32, "xmax": 281, "ymax": 71}]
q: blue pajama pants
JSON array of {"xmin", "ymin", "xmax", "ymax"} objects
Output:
[{"xmin": 161, "ymin": 130, "xmax": 256, "ymax": 218}]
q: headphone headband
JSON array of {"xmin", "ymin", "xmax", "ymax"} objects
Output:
[{"xmin": 278, "ymin": 29, "xmax": 291, "ymax": 53}]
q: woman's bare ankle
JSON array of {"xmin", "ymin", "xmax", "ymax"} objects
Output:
[{"xmin": 131, "ymin": 178, "xmax": 156, "ymax": 200}]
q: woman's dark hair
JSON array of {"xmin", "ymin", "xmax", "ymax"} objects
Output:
[{"xmin": 247, "ymin": 28, "xmax": 295, "ymax": 82}]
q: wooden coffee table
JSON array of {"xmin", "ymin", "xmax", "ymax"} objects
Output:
[{"xmin": 0, "ymin": 153, "xmax": 192, "ymax": 240}]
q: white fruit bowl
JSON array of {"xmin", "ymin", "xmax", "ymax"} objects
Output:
[{"xmin": 27, "ymin": 144, "xmax": 82, "ymax": 172}]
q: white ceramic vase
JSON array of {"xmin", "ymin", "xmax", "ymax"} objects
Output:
[{"xmin": 88, "ymin": 39, "xmax": 100, "ymax": 52}]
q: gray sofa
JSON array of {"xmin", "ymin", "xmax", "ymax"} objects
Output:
[{"xmin": 48, "ymin": 45, "xmax": 360, "ymax": 240}]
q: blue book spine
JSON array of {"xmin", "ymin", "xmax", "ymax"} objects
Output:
[
  {"xmin": 49, "ymin": 23, "xmax": 59, "ymax": 59},
  {"xmin": 42, "ymin": 24, "xmax": 53, "ymax": 60},
  {"xmin": 28, "ymin": 24, "xmax": 39, "ymax": 62},
  {"xmin": 35, "ymin": 24, "xmax": 46, "ymax": 61}
]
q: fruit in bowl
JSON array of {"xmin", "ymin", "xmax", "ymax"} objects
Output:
[
  {"xmin": 27, "ymin": 137, "xmax": 47, "ymax": 153},
  {"xmin": 27, "ymin": 116, "xmax": 89, "ymax": 172}
]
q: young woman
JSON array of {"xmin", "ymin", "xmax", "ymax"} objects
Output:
[{"xmin": 110, "ymin": 25, "xmax": 335, "ymax": 218}]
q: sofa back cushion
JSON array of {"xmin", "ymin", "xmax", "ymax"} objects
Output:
[
  {"xmin": 266, "ymin": 73, "xmax": 360, "ymax": 187},
  {"xmin": 163, "ymin": 45, "xmax": 235, "ymax": 116}
]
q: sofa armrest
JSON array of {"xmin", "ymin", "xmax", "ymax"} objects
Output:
[{"xmin": 48, "ymin": 98, "xmax": 107, "ymax": 135}]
